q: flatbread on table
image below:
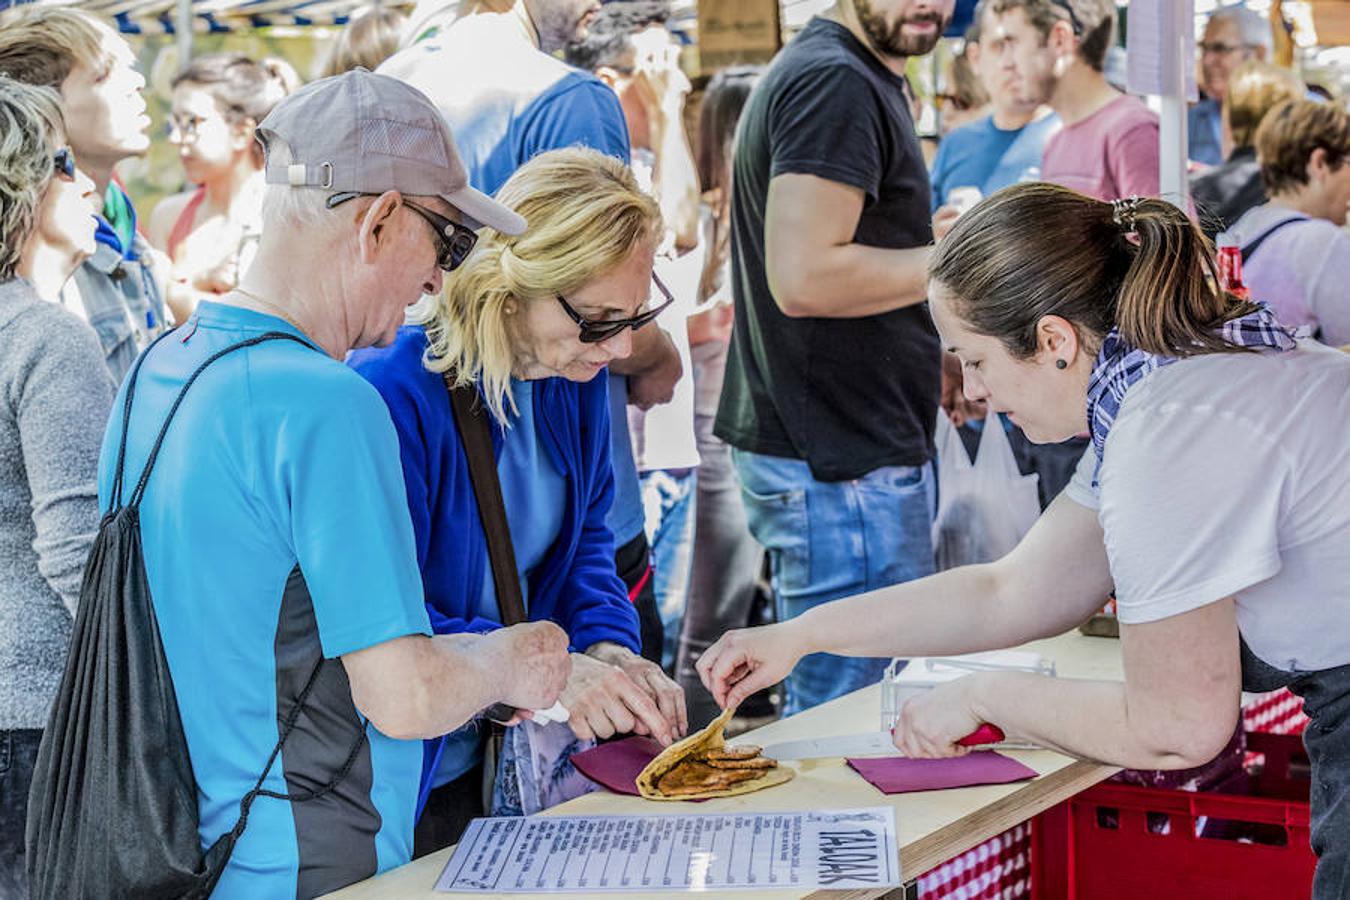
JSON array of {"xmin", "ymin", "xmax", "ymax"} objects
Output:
[{"xmin": 636, "ymin": 706, "xmax": 794, "ymax": 801}]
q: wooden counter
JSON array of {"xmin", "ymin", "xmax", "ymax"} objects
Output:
[{"xmin": 326, "ymin": 630, "xmax": 1123, "ymax": 899}]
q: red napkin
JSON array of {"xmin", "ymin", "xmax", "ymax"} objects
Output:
[
  {"xmin": 571, "ymin": 736, "xmax": 666, "ymax": 796},
  {"xmin": 846, "ymin": 751, "xmax": 1037, "ymax": 794}
]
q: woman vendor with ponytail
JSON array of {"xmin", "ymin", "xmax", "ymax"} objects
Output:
[{"xmin": 698, "ymin": 182, "xmax": 1350, "ymax": 897}]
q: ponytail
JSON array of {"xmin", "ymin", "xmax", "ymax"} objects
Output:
[
  {"xmin": 1115, "ymin": 198, "xmax": 1259, "ymax": 356},
  {"xmin": 929, "ymin": 182, "xmax": 1259, "ymax": 361}
]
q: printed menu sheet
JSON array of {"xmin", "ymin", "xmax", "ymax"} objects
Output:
[{"xmin": 435, "ymin": 807, "xmax": 900, "ymax": 893}]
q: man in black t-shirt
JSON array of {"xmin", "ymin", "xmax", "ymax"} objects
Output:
[{"xmin": 714, "ymin": 0, "xmax": 953, "ymax": 715}]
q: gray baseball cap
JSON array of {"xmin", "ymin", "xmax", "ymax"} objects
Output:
[{"xmin": 256, "ymin": 68, "xmax": 526, "ymax": 235}]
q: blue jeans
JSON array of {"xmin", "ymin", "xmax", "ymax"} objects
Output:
[
  {"xmin": 641, "ymin": 469, "xmax": 697, "ymax": 672},
  {"xmin": 732, "ymin": 450, "xmax": 936, "ymax": 717},
  {"xmin": 1, "ymin": 729, "xmax": 41, "ymax": 898}
]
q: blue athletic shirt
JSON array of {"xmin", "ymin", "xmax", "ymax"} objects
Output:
[
  {"xmin": 928, "ymin": 112, "xmax": 1061, "ymax": 212},
  {"xmin": 96, "ymin": 301, "xmax": 431, "ymax": 899}
]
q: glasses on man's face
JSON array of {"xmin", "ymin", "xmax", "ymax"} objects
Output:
[
  {"xmin": 326, "ymin": 191, "xmax": 479, "ymax": 272},
  {"xmin": 52, "ymin": 147, "xmax": 76, "ymax": 182},
  {"xmin": 555, "ymin": 271, "xmax": 675, "ymax": 344},
  {"xmin": 1199, "ymin": 41, "xmax": 1254, "ymax": 57}
]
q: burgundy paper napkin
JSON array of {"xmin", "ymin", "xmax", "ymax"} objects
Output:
[
  {"xmin": 571, "ymin": 736, "xmax": 666, "ymax": 796},
  {"xmin": 846, "ymin": 751, "xmax": 1037, "ymax": 794}
]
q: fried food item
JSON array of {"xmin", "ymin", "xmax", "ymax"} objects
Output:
[
  {"xmin": 656, "ymin": 760, "xmax": 764, "ymax": 796},
  {"xmin": 703, "ymin": 754, "xmax": 777, "ymax": 771},
  {"xmin": 636, "ymin": 707, "xmax": 793, "ymax": 801},
  {"xmin": 704, "ymin": 745, "xmax": 762, "ymax": 761}
]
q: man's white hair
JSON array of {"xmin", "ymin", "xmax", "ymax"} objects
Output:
[
  {"xmin": 258, "ymin": 140, "xmax": 340, "ymax": 236},
  {"xmin": 1209, "ymin": 5, "xmax": 1274, "ymax": 54}
]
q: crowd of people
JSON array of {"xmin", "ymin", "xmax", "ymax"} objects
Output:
[{"xmin": 0, "ymin": 0, "xmax": 1348, "ymax": 897}]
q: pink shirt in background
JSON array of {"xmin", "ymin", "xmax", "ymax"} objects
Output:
[{"xmin": 1041, "ymin": 94, "xmax": 1160, "ymax": 201}]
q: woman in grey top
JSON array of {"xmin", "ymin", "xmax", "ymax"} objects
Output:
[{"xmin": 0, "ymin": 76, "xmax": 117, "ymax": 894}]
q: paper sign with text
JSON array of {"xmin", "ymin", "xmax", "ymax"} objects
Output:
[{"xmin": 435, "ymin": 807, "xmax": 900, "ymax": 893}]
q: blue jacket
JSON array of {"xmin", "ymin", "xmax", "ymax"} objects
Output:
[{"xmin": 349, "ymin": 327, "xmax": 641, "ymax": 648}]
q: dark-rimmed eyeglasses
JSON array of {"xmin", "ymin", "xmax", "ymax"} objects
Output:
[
  {"xmin": 52, "ymin": 147, "xmax": 76, "ymax": 181},
  {"xmin": 326, "ymin": 191, "xmax": 478, "ymax": 272},
  {"xmin": 1198, "ymin": 41, "xmax": 1257, "ymax": 56},
  {"xmin": 556, "ymin": 272, "xmax": 675, "ymax": 344}
]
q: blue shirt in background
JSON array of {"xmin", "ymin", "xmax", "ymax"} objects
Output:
[
  {"xmin": 1188, "ymin": 97, "xmax": 1224, "ymax": 167},
  {"xmin": 97, "ymin": 302, "xmax": 430, "ymax": 899},
  {"xmin": 379, "ymin": 15, "xmax": 646, "ymax": 545},
  {"xmin": 929, "ymin": 112, "xmax": 1061, "ymax": 211}
]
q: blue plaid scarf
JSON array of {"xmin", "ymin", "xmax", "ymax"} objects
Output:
[{"xmin": 1085, "ymin": 306, "xmax": 1297, "ymax": 488}]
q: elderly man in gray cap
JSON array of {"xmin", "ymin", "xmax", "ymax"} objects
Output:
[{"xmin": 93, "ymin": 69, "xmax": 570, "ymax": 898}]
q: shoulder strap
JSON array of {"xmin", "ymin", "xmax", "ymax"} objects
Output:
[
  {"xmin": 1241, "ymin": 215, "xmax": 1309, "ymax": 264},
  {"xmin": 115, "ymin": 330, "xmax": 318, "ymax": 511},
  {"xmin": 444, "ymin": 373, "xmax": 526, "ymax": 626}
]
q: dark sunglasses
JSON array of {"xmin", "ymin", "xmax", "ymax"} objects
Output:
[
  {"xmin": 326, "ymin": 191, "xmax": 478, "ymax": 272},
  {"xmin": 556, "ymin": 272, "xmax": 675, "ymax": 344},
  {"xmin": 52, "ymin": 147, "xmax": 76, "ymax": 181}
]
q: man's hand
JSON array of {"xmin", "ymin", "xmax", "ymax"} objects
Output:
[
  {"xmin": 621, "ymin": 327, "xmax": 681, "ymax": 410},
  {"xmin": 933, "ymin": 205, "xmax": 962, "ymax": 242},
  {"xmin": 561, "ymin": 649, "xmax": 683, "ymax": 745},
  {"xmin": 483, "ymin": 622, "xmax": 572, "ymax": 711},
  {"xmin": 587, "ymin": 641, "xmax": 688, "ymax": 739}
]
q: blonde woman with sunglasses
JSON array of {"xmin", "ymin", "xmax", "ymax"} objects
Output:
[{"xmin": 351, "ymin": 147, "xmax": 687, "ymax": 852}]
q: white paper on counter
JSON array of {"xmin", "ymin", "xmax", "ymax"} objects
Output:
[{"xmin": 434, "ymin": 807, "xmax": 900, "ymax": 893}]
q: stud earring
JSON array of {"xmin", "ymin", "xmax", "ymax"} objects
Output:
[{"xmin": 1055, "ymin": 359, "xmax": 1068, "ymax": 370}]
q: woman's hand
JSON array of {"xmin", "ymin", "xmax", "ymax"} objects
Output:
[
  {"xmin": 562, "ymin": 648, "xmax": 684, "ymax": 745},
  {"xmin": 696, "ymin": 622, "xmax": 807, "ymax": 711},
  {"xmin": 589, "ymin": 642, "xmax": 689, "ymax": 740},
  {"xmin": 891, "ymin": 675, "xmax": 987, "ymax": 759}
]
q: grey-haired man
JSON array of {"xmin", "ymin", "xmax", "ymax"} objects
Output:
[{"xmin": 93, "ymin": 70, "xmax": 570, "ymax": 898}]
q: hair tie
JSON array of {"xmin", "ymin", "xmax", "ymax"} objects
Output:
[{"xmin": 1111, "ymin": 196, "xmax": 1141, "ymax": 233}]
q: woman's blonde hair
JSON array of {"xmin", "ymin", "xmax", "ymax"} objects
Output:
[
  {"xmin": 419, "ymin": 147, "xmax": 662, "ymax": 424},
  {"xmin": 1223, "ymin": 61, "xmax": 1303, "ymax": 151}
]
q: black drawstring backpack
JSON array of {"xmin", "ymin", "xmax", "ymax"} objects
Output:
[{"xmin": 26, "ymin": 331, "xmax": 367, "ymax": 899}]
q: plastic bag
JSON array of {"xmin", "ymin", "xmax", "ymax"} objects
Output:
[{"xmin": 932, "ymin": 414, "xmax": 1041, "ymax": 570}]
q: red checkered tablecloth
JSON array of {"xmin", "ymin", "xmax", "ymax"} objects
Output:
[
  {"xmin": 1243, "ymin": 688, "xmax": 1309, "ymax": 736},
  {"xmin": 917, "ymin": 823, "xmax": 1031, "ymax": 899}
]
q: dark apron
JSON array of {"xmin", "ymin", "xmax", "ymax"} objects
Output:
[{"xmin": 1241, "ymin": 638, "xmax": 1350, "ymax": 898}]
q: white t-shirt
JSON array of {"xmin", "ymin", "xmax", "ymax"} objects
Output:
[{"xmin": 1065, "ymin": 340, "xmax": 1350, "ymax": 671}]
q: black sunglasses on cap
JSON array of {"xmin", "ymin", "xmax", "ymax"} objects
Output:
[
  {"xmin": 556, "ymin": 271, "xmax": 675, "ymax": 344},
  {"xmin": 326, "ymin": 191, "xmax": 478, "ymax": 272},
  {"xmin": 52, "ymin": 147, "xmax": 76, "ymax": 181}
]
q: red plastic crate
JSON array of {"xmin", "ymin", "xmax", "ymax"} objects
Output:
[{"xmin": 1032, "ymin": 733, "xmax": 1315, "ymax": 899}]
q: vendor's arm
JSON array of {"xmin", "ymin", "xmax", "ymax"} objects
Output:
[
  {"xmin": 896, "ymin": 598, "xmax": 1241, "ymax": 769},
  {"xmin": 700, "ymin": 488, "xmax": 1113, "ymax": 709}
]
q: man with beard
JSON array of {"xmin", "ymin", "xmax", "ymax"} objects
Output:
[
  {"xmin": 714, "ymin": 0, "xmax": 953, "ymax": 715},
  {"xmin": 986, "ymin": 0, "xmax": 1158, "ymax": 203}
]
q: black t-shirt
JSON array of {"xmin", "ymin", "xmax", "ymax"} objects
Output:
[{"xmin": 714, "ymin": 17, "xmax": 941, "ymax": 482}]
